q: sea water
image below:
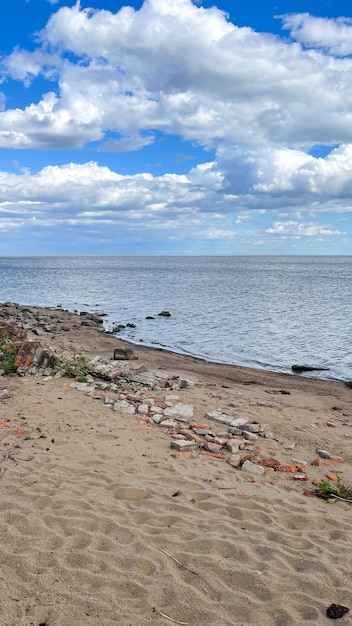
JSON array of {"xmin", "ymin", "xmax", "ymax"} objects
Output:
[{"xmin": 0, "ymin": 255, "xmax": 351, "ymax": 381}]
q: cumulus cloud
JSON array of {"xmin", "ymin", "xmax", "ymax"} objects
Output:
[
  {"xmin": 0, "ymin": 0, "xmax": 351, "ymax": 251},
  {"xmin": 2, "ymin": 0, "xmax": 352, "ymax": 151},
  {"xmin": 280, "ymin": 13, "xmax": 352, "ymax": 56}
]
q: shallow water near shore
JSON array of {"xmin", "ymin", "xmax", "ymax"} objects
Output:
[{"xmin": 0, "ymin": 255, "xmax": 351, "ymax": 381}]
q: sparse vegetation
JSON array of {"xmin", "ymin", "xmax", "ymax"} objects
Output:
[
  {"xmin": 56, "ymin": 355, "xmax": 89, "ymax": 382},
  {"xmin": 0, "ymin": 336, "xmax": 18, "ymax": 375},
  {"xmin": 314, "ymin": 476, "xmax": 352, "ymax": 503}
]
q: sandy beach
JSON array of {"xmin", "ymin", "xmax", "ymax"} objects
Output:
[{"xmin": 1, "ymin": 305, "xmax": 352, "ymax": 626}]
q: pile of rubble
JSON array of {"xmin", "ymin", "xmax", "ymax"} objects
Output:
[{"xmin": 69, "ymin": 376, "xmax": 279, "ymax": 476}]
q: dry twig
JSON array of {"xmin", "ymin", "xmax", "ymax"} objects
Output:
[
  {"xmin": 152, "ymin": 607, "xmax": 189, "ymax": 625},
  {"xmin": 160, "ymin": 548, "xmax": 198, "ymax": 575}
]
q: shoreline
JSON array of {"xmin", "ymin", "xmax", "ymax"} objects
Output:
[{"xmin": 1, "ymin": 303, "xmax": 352, "ymax": 625}]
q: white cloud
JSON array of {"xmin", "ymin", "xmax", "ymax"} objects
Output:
[
  {"xmin": 265, "ymin": 220, "xmax": 343, "ymax": 236},
  {"xmin": 0, "ymin": 0, "xmax": 351, "ymax": 250},
  {"xmin": 280, "ymin": 13, "xmax": 352, "ymax": 56},
  {"xmin": 2, "ymin": 0, "xmax": 352, "ymax": 151}
]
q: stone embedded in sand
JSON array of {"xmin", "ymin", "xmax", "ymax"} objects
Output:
[
  {"xmin": 241, "ymin": 460, "xmax": 265, "ymax": 475},
  {"xmin": 231, "ymin": 418, "xmax": 249, "ymax": 427},
  {"xmin": 170, "ymin": 440, "xmax": 198, "ymax": 451},
  {"xmin": 163, "ymin": 403, "xmax": 193, "ymax": 419},
  {"xmin": 326, "ymin": 604, "xmax": 349, "ymax": 619},
  {"xmin": 113, "ymin": 347, "xmax": 138, "ymax": 361},
  {"xmin": 113, "ymin": 400, "xmax": 136, "ymax": 415},
  {"xmin": 0, "ymin": 389, "xmax": 9, "ymax": 400},
  {"xmin": 205, "ymin": 410, "xmax": 234, "ymax": 426},
  {"xmin": 160, "ymin": 419, "xmax": 179, "ymax": 429},
  {"xmin": 316, "ymin": 449, "xmax": 331, "ymax": 458},
  {"xmin": 179, "ymin": 378, "xmax": 195, "ymax": 389},
  {"xmin": 70, "ymin": 382, "xmax": 95, "ymax": 393},
  {"xmin": 242, "ymin": 431, "xmax": 259, "ymax": 442}
]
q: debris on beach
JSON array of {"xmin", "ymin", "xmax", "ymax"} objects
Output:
[{"xmin": 326, "ymin": 603, "xmax": 349, "ymax": 619}]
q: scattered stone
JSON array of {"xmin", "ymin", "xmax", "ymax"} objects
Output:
[
  {"xmin": 292, "ymin": 364, "xmax": 329, "ymax": 373},
  {"xmin": 113, "ymin": 400, "xmax": 136, "ymax": 415},
  {"xmin": 326, "ymin": 604, "xmax": 349, "ymax": 619},
  {"xmin": 170, "ymin": 440, "xmax": 198, "ymax": 451},
  {"xmin": 316, "ymin": 449, "xmax": 332, "ymax": 459},
  {"xmin": 160, "ymin": 419, "xmax": 179, "ymax": 429},
  {"xmin": 226, "ymin": 442, "xmax": 240, "ymax": 454},
  {"xmin": 158, "ymin": 311, "xmax": 171, "ymax": 317},
  {"xmin": 293, "ymin": 474, "xmax": 308, "ymax": 481},
  {"xmin": 163, "ymin": 404, "xmax": 193, "ymax": 419},
  {"xmin": 241, "ymin": 460, "xmax": 265, "ymax": 475},
  {"xmin": 227, "ymin": 454, "xmax": 241, "ymax": 468},
  {"xmin": 113, "ymin": 347, "xmax": 138, "ymax": 361},
  {"xmin": 0, "ymin": 389, "xmax": 9, "ymax": 400},
  {"xmin": 205, "ymin": 410, "xmax": 234, "ymax": 426}
]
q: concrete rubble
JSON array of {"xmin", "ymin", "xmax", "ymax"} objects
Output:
[{"xmin": 0, "ymin": 303, "xmax": 349, "ymax": 489}]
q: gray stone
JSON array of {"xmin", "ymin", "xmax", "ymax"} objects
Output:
[
  {"xmin": 205, "ymin": 410, "xmax": 234, "ymax": 426},
  {"xmin": 0, "ymin": 389, "xmax": 9, "ymax": 400},
  {"xmin": 226, "ymin": 442, "xmax": 240, "ymax": 454},
  {"xmin": 70, "ymin": 382, "xmax": 95, "ymax": 393},
  {"xmin": 113, "ymin": 347, "xmax": 138, "ymax": 361},
  {"xmin": 163, "ymin": 403, "xmax": 194, "ymax": 419},
  {"xmin": 159, "ymin": 419, "xmax": 179, "ymax": 429},
  {"xmin": 170, "ymin": 440, "xmax": 198, "ymax": 451},
  {"xmin": 113, "ymin": 400, "xmax": 135, "ymax": 415},
  {"xmin": 179, "ymin": 378, "xmax": 195, "ymax": 389},
  {"xmin": 241, "ymin": 460, "xmax": 265, "ymax": 475}
]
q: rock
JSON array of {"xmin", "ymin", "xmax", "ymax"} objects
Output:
[
  {"xmin": 14, "ymin": 341, "xmax": 41, "ymax": 370},
  {"xmin": 316, "ymin": 449, "xmax": 331, "ymax": 459},
  {"xmin": 145, "ymin": 316, "xmax": 155, "ymax": 320},
  {"xmin": 0, "ymin": 389, "xmax": 9, "ymax": 400},
  {"xmin": 227, "ymin": 454, "xmax": 241, "ymax": 468},
  {"xmin": 70, "ymin": 382, "xmax": 95, "ymax": 393},
  {"xmin": 179, "ymin": 378, "xmax": 195, "ymax": 389},
  {"xmin": 158, "ymin": 311, "xmax": 171, "ymax": 317},
  {"xmin": 205, "ymin": 410, "xmax": 234, "ymax": 426},
  {"xmin": 242, "ymin": 431, "xmax": 259, "ymax": 442},
  {"xmin": 226, "ymin": 442, "xmax": 240, "ymax": 454},
  {"xmin": 326, "ymin": 604, "xmax": 349, "ymax": 619},
  {"xmin": 159, "ymin": 419, "xmax": 179, "ymax": 429},
  {"xmin": 203, "ymin": 442, "xmax": 223, "ymax": 453},
  {"xmin": 170, "ymin": 440, "xmax": 198, "ymax": 451},
  {"xmin": 113, "ymin": 400, "xmax": 135, "ymax": 415},
  {"xmin": 163, "ymin": 403, "xmax": 194, "ymax": 419},
  {"xmin": 292, "ymin": 364, "xmax": 329, "ymax": 373},
  {"xmin": 241, "ymin": 460, "xmax": 265, "ymax": 475},
  {"xmin": 231, "ymin": 418, "xmax": 249, "ymax": 427},
  {"xmin": 137, "ymin": 403, "xmax": 150, "ymax": 414},
  {"xmin": 113, "ymin": 347, "xmax": 138, "ymax": 361}
]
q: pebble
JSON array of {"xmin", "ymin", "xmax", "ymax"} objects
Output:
[{"xmin": 0, "ymin": 389, "xmax": 9, "ymax": 400}]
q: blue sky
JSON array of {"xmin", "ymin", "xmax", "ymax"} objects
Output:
[{"xmin": 0, "ymin": 0, "xmax": 351, "ymax": 254}]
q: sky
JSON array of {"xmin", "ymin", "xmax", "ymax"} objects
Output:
[{"xmin": 0, "ymin": 0, "xmax": 352, "ymax": 254}]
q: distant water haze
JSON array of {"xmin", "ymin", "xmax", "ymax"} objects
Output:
[{"xmin": 0, "ymin": 256, "xmax": 350, "ymax": 381}]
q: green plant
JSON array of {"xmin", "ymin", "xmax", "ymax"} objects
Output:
[
  {"xmin": 0, "ymin": 338, "xmax": 18, "ymax": 374},
  {"xmin": 314, "ymin": 476, "xmax": 352, "ymax": 503},
  {"xmin": 58, "ymin": 355, "xmax": 89, "ymax": 381}
]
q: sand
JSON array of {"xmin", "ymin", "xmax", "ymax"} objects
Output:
[{"xmin": 1, "ymin": 310, "xmax": 352, "ymax": 625}]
